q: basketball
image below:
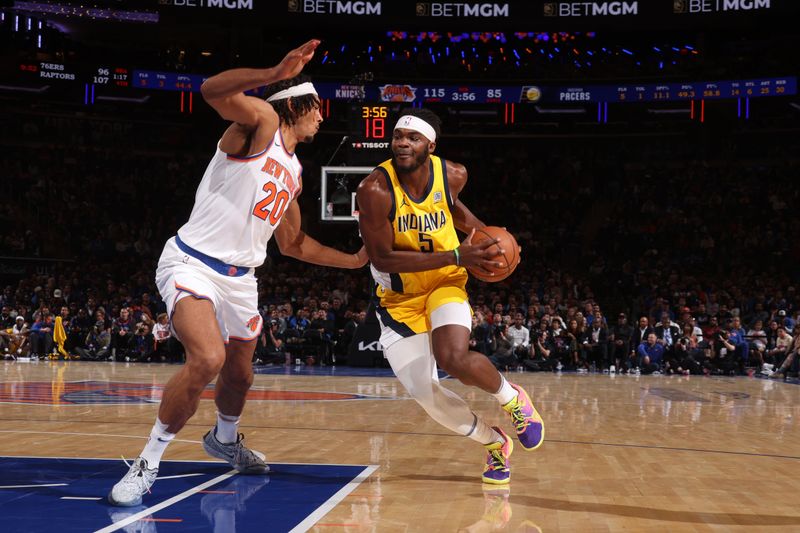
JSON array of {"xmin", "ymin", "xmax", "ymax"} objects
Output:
[{"xmin": 466, "ymin": 226, "xmax": 521, "ymax": 282}]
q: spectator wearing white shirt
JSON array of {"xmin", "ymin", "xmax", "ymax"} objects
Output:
[{"xmin": 507, "ymin": 313, "xmax": 530, "ymax": 360}]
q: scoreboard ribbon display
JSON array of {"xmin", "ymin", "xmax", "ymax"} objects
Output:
[
  {"xmin": 316, "ymin": 77, "xmax": 797, "ymax": 104},
  {"xmin": 16, "ymin": 63, "xmax": 797, "ymax": 104}
]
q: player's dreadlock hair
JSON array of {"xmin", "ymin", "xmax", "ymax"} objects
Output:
[
  {"xmin": 263, "ymin": 74, "xmax": 319, "ymax": 126},
  {"xmin": 399, "ymin": 107, "xmax": 443, "ymax": 140}
]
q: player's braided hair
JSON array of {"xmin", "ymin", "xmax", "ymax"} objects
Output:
[
  {"xmin": 263, "ymin": 74, "xmax": 319, "ymax": 127},
  {"xmin": 399, "ymin": 107, "xmax": 442, "ymax": 140}
]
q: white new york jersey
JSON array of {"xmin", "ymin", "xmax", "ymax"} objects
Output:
[{"xmin": 177, "ymin": 129, "xmax": 302, "ymax": 267}]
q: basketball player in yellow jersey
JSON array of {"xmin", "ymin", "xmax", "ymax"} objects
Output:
[{"xmin": 356, "ymin": 108, "xmax": 544, "ymax": 485}]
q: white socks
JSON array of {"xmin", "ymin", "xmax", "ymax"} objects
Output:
[
  {"xmin": 140, "ymin": 418, "xmax": 175, "ymax": 468},
  {"xmin": 214, "ymin": 412, "xmax": 241, "ymax": 444},
  {"xmin": 492, "ymin": 375, "xmax": 518, "ymax": 405}
]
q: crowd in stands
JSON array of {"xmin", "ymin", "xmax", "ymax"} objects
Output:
[{"xmin": 1, "ymin": 102, "xmax": 798, "ymax": 379}]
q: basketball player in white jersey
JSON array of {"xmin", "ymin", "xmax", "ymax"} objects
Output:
[{"xmin": 109, "ymin": 39, "xmax": 367, "ymax": 506}]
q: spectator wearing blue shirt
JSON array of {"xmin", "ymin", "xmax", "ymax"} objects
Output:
[
  {"xmin": 637, "ymin": 333, "xmax": 665, "ymax": 374},
  {"xmin": 777, "ymin": 310, "xmax": 795, "ymax": 334},
  {"xmin": 727, "ymin": 316, "xmax": 750, "ymax": 371}
]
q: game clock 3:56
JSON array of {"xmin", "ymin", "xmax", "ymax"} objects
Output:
[{"xmin": 353, "ymin": 105, "xmax": 389, "ymax": 140}]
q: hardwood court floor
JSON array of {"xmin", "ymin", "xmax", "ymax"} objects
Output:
[{"xmin": 1, "ymin": 361, "xmax": 799, "ymax": 532}]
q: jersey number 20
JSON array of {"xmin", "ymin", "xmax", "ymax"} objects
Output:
[{"xmin": 253, "ymin": 182, "xmax": 290, "ymax": 225}]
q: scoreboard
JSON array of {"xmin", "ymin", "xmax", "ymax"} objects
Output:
[
  {"xmin": 316, "ymin": 77, "xmax": 797, "ymax": 104},
  {"xmin": 18, "ymin": 62, "xmax": 131, "ymax": 87},
  {"xmin": 15, "ymin": 61, "xmax": 796, "ymax": 105}
]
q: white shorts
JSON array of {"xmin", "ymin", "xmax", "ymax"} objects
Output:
[{"xmin": 155, "ymin": 237, "xmax": 262, "ymax": 343}]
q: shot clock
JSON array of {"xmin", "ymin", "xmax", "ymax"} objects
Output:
[{"xmin": 358, "ymin": 105, "xmax": 389, "ymax": 140}]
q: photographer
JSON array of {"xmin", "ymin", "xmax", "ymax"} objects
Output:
[
  {"xmin": 488, "ymin": 323, "xmax": 517, "ymax": 371},
  {"xmin": 75, "ymin": 320, "xmax": 111, "ymax": 361},
  {"xmin": 128, "ymin": 323, "xmax": 155, "ymax": 362},
  {"xmin": 262, "ymin": 319, "xmax": 288, "ymax": 365},
  {"xmin": 525, "ymin": 325, "xmax": 558, "ymax": 372},
  {"xmin": 670, "ymin": 323, "xmax": 702, "ymax": 375}
]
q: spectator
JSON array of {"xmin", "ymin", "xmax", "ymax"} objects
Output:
[
  {"xmin": 152, "ymin": 313, "xmax": 178, "ymax": 362},
  {"xmin": 609, "ymin": 313, "xmax": 633, "ymax": 373},
  {"xmin": 746, "ymin": 319, "xmax": 767, "ymax": 370},
  {"xmin": 670, "ymin": 323, "xmax": 702, "ymax": 375},
  {"xmin": 111, "ymin": 307, "xmax": 135, "ymax": 360},
  {"xmin": 726, "ymin": 316, "xmax": 750, "ymax": 372},
  {"xmin": 710, "ymin": 329, "xmax": 738, "ymax": 375},
  {"xmin": 776, "ymin": 309, "xmax": 795, "ymax": 333},
  {"xmin": 488, "ymin": 323, "xmax": 516, "ymax": 371},
  {"xmin": 128, "ymin": 323, "xmax": 155, "ymax": 362},
  {"xmin": 260, "ymin": 319, "xmax": 288, "ymax": 365},
  {"xmin": 29, "ymin": 312, "xmax": 54, "ymax": 358},
  {"xmin": 702, "ymin": 316, "xmax": 721, "ymax": 342},
  {"xmin": 766, "ymin": 327, "xmax": 793, "ymax": 369},
  {"xmin": 583, "ymin": 316, "xmax": 608, "ymax": 372},
  {"xmin": 526, "ymin": 326, "xmax": 558, "ymax": 372},
  {"xmin": 469, "ymin": 311, "xmax": 493, "ymax": 356},
  {"xmin": 69, "ymin": 308, "xmax": 92, "ymax": 352},
  {"xmin": 564, "ymin": 318, "xmax": 584, "ymax": 370},
  {"xmin": 636, "ymin": 333, "xmax": 665, "ymax": 374},
  {"xmin": 630, "ymin": 316, "xmax": 653, "ymax": 363},
  {"xmin": 769, "ymin": 334, "xmax": 800, "ymax": 380},
  {"xmin": 506, "ymin": 313, "xmax": 531, "ymax": 362},
  {"xmin": 75, "ymin": 320, "xmax": 111, "ymax": 360},
  {"xmin": 5, "ymin": 315, "xmax": 29, "ymax": 357}
]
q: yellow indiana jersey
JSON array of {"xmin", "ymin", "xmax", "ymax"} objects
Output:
[{"xmin": 370, "ymin": 155, "xmax": 468, "ymax": 295}]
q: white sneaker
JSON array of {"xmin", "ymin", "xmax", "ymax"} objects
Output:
[
  {"xmin": 762, "ymin": 363, "xmax": 774, "ymax": 372},
  {"xmin": 609, "ymin": 365, "xmax": 616, "ymax": 374},
  {"xmin": 652, "ymin": 370, "xmax": 662, "ymax": 375},
  {"xmin": 108, "ymin": 457, "xmax": 158, "ymax": 507}
]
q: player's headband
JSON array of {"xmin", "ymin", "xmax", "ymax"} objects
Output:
[
  {"xmin": 394, "ymin": 115, "xmax": 436, "ymax": 142},
  {"xmin": 266, "ymin": 82, "xmax": 318, "ymax": 102}
]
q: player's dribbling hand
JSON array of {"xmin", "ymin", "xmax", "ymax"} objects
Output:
[
  {"xmin": 353, "ymin": 246, "xmax": 369, "ymax": 268},
  {"xmin": 274, "ymin": 39, "xmax": 321, "ymax": 80},
  {"xmin": 458, "ymin": 228, "xmax": 505, "ymax": 275}
]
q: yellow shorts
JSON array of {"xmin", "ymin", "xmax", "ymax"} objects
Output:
[{"xmin": 374, "ymin": 283, "xmax": 470, "ymax": 347}]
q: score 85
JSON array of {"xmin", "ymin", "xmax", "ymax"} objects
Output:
[{"xmin": 362, "ymin": 105, "xmax": 388, "ymax": 139}]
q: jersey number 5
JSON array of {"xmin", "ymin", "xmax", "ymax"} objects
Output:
[
  {"xmin": 418, "ymin": 232, "xmax": 433, "ymax": 253},
  {"xmin": 253, "ymin": 181, "xmax": 290, "ymax": 225}
]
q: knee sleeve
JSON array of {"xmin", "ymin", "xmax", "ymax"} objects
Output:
[{"xmin": 385, "ymin": 334, "xmax": 478, "ymax": 437}]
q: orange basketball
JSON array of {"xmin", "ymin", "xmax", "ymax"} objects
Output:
[{"xmin": 466, "ymin": 226, "xmax": 521, "ymax": 282}]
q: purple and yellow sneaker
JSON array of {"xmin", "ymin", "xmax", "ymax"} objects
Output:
[
  {"xmin": 482, "ymin": 427, "xmax": 513, "ymax": 485},
  {"xmin": 502, "ymin": 383, "xmax": 545, "ymax": 451}
]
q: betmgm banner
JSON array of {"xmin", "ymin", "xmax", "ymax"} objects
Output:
[
  {"xmin": 152, "ymin": 0, "xmax": 793, "ymax": 27},
  {"xmin": 155, "ymin": 0, "xmax": 792, "ymax": 27}
]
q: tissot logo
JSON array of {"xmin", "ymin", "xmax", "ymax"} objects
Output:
[
  {"xmin": 544, "ymin": 1, "xmax": 638, "ymax": 16},
  {"xmin": 291, "ymin": 0, "xmax": 382, "ymax": 15},
  {"xmin": 673, "ymin": 0, "xmax": 770, "ymax": 13},
  {"xmin": 416, "ymin": 2, "xmax": 509, "ymax": 17},
  {"xmin": 159, "ymin": 0, "xmax": 253, "ymax": 9}
]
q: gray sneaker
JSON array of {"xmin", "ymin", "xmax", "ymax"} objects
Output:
[
  {"xmin": 108, "ymin": 457, "xmax": 158, "ymax": 507},
  {"xmin": 202, "ymin": 429, "xmax": 269, "ymax": 474}
]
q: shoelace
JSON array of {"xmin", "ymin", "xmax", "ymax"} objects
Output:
[
  {"xmin": 509, "ymin": 401, "xmax": 531, "ymax": 432},
  {"xmin": 488, "ymin": 449, "xmax": 508, "ymax": 471},
  {"xmin": 231, "ymin": 434, "xmax": 261, "ymax": 465},
  {"xmin": 119, "ymin": 456, "xmax": 153, "ymax": 493}
]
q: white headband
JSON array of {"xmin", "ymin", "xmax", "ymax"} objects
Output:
[
  {"xmin": 266, "ymin": 82, "xmax": 318, "ymax": 102},
  {"xmin": 394, "ymin": 115, "xmax": 436, "ymax": 142}
]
